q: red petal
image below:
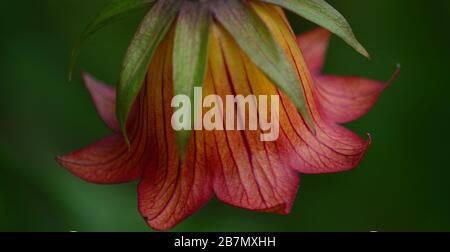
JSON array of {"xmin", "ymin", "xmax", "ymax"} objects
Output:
[
  {"xmin": 208, "ymin": 129, "xmax": 299, "ymax": 214},
  {"xmin": 138, "ymin": 131, "xmax": 213, "ymax": 231},
  {"xmin": 206, "ymin": 26, "xmax": 299, "ymax": 214},
  {"xmin": 277, "ymin": 90, "xmax": 371, "ymax": 174},
  {"xmin": 297, "ymin": 28, "xmax": 330, "ymax": 75},
  {"xmin": 56, "ymin": 133, "xmax": 144, "ymax": 184},
  {"xmin": 314, "ymin": 73, "xmax": 396, "ymax": 124},
  {"xmin": 82, "ymin": 72, "xmax": 120, "ymax": 131},
  {"xmin": 57, "ymin": 75, "xmax": 151, "ymax": 184},
  {"xmin": 137, "ymin": 38, "xmax": 213, "ymax": 230}
]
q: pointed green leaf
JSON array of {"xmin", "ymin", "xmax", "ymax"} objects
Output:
[
  {"xmin": 117, "ymin": 0, "xmax": 181, "ymax": 142},
  {"xmin": 261, "ymin": 0, "xmax": 369, "ymax": 57},
  {"xmin": 173, "ymin": 1, "xmax": 211, "ymax": 156},
  {"xmin": 211, "ymin": 0, "xmax": 315, "ymax": 132},
  {"xmin": 69, "ymin": 0, "xmax": 156, "ymax": 81}
]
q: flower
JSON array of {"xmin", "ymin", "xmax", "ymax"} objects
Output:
[{"xmin": 58, "ymin": 0, "xmax": 398, "ymax": 230}]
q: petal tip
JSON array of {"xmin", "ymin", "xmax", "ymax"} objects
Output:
[
  {"xmin": 366, "ymin": 132, "xmax": 373, "ymax": 146},
  {"xmin": 55, "ymin": 154, "xmax": 72, "ymax": 167},
  {"xmin": 387, "ymin": 64, "xmax": 401, "ymax": 86},
  {"xmin": 54, "ymin": 155, "xmax": 65, "ymax": 166}
]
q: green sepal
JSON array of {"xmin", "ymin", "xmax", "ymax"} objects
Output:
[
  {"xmin": 68, "ymin": 0, "xmax": 156, "ymax": 81},
  {"xmin": 117, "ymin": 0, "xmax": 181, "ymax": 144},
  {"xmin": 261, "ymin": 0, "xmax": 369, "ymax": 57},
  {"xmin": 173, "ymin": 1, "xmax": 211, "ymax": 156}
]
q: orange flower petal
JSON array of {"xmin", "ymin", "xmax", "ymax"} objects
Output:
[
  {"xmin": 136, "ymin": 31, "xmax": 213, "ymax": 230},
  {"xmin": 138, "ymin": 131, "xmax": 213, "ymax": 230},
  {"xmin": 206, "ymin": 24, "xmax": 299, "ymax": 213}
]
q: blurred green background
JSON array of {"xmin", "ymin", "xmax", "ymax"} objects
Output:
[{"xmin": 1, "ymin": 0, "xmax": 449, "ymax": 232}]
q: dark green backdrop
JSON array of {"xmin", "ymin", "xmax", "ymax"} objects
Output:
[{"xmin": 1, "ymin": 0, "xmax": 449, "ymax": 231}]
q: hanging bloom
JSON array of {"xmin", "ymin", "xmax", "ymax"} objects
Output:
[{"xmin": 58, "ymin": 0, "xmax": 398, "ymax": 230}]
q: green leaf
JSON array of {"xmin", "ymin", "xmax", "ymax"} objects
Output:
[
  {"xmin": 173, "ymin": 1, "xmax": 211, "ymax": 156},
  {"xmin": 211, "ymin": 0, "xmax": 315, "ymax": 132},
  {"xmin": 117, "ymin": 0, "xmax": 181, "ymax": 143},
  {"xmin": 261, "ymin": 0, "xmax": 369, "ymax": 57},
  {"xmin": 68, "ymin": 0, "xmax": 156, "ymax": 81}
]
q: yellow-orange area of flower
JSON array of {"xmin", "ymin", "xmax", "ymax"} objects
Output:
[{"xmin": 57, "ymin": 2, "xmax": 398, "ymax": 230}]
